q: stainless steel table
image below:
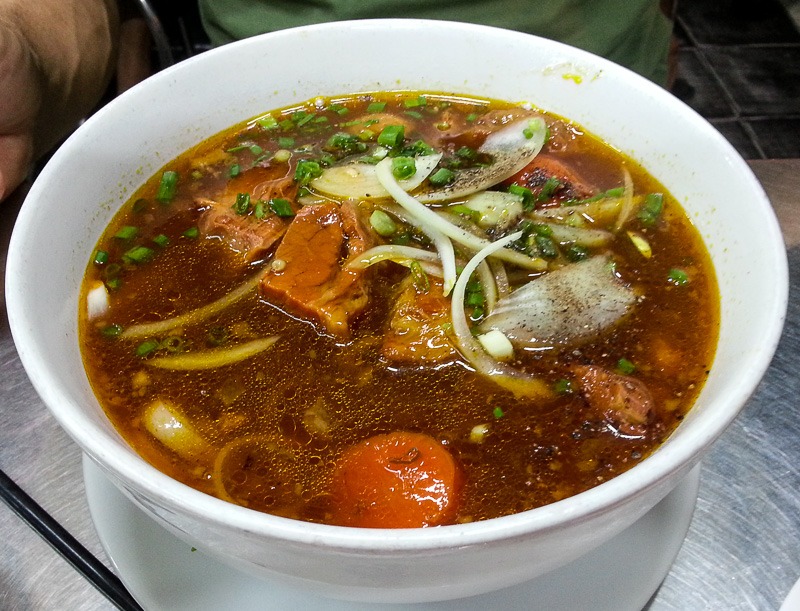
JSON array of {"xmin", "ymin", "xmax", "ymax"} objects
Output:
[{"xmin": 1, "ymin": 160, "xmax": 799, "ymax": 610}]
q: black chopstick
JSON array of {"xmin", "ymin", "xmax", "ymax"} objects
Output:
[{"xmin": 0, "ymin": 468, "xmax": 144, "ymax": 611}]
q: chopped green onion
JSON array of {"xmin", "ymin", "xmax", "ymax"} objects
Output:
[
  {"xmin": 508, "ymin": 184, "xmax": 534, "ymax": 210},
  {"xmin": 566, "ymin": 186, "xmax": 625, "ymax": 206},
  {"xmin": 232, "ymin": 193, "xmax": 251, "ymax": 215},
  {"xmin": 466, "ymin": 289, "xmax": 484, "ymax": 308},
  {"xmin": 668, "ymin": 268, "xmax": 689, "ymax": 285},
  {"xmin": 152, "ymin": 234, "xmax": 169, "ymax": 248},
  {"xmin": 294, "ymin": 112, "xmax": 315, "ymax": 127},
  {"xmin": 404, "ymin": 95, "xmax": 427, "ymax": 108},
  {"xmin": 638, "ymin": 193, "xmax": 664, "ymax": 226},
  {"xmin": 391, "ymin": 231, "xmax": 411, "ymax": 245},
  {"xmin": 367, "ymin": 101, "xmax": 386, "ymax": 113},
  {"xmin": 493, "ymin": 406, "xmax": 505, "ymax": 419},
  {"xmin": 565, "ymin": 244, "xmax": 590, "ymax": 261},
  {"xmin": 405, "ymin": 110, "xmax": 423, "ymax": 119},
  {"xmin": 135, "ymin": 339, "xmax": 160, "ymax": 358},
  {"xmin": 449, "ymin": 204, "xmax": 481, "ymax": 223},
  {"xmin": 207, "ymin": 326, "xmax": 229, "ymax": 347},
  {"xmin": 326, "ymin": 132, "xmax": 367, "ymax": 154},
  {"xmin": 100, "ymin": 324, "xmax": 123, "ymax": 338},
  {"xmin": 104, "ymin": 263, "xmax": 121, "ymax": 279},
  {"xmin": 229, "ymin": 164, "xmax": 241, "ymax": 178},
  {"xmin": 369, "ymin": 210, "xmax": 397, "ymax": 236},
  {"xmin": 617, "ymin": 358, "xmax": 636, "ymax": 375},
  {"xmin": 536, "ymin": 177, "xmax": 563, "ymax": 202},
  {"xmin": 105, "ymin": 277, "xmax": 122, "ymax": 291},
  {"xmin": 410, "ymin": 260, "xmax": 430, "ymax": 292},
  {"xmin": 428, "ymin": 167, "xmax": 455, "ymax": 187},
  {"xmin": 522, "ymin": 119, "xmax": 546, "ymax": 140},
  {"xmin": 93, "ymin": 250, "xmax": 109, "ymax": 265},
  {"xmin": 257, "ymin": 115, "xmax": 278, "ymax": 130},
  {"xmin": 113, "ymin": 226, "xmax": 138, "ymax": 240},
  {"xmin": 554, "ymin": 379, "xmax": 572, "ymax": 394},
  {"xmin": 377, "ymin": 125, "xmax": 405, "ymax": 149},
  {"xmin": 456, "ymin": 146, "xmax": 477, "ymax": 161},
  {"xmin": 182, "ymin": 227, "xmax": 199, "ymax": 239},
  {"xmin": 156, "ymin": 171, "xmax": 179, "ymax": 204},
  {"xmin": 268, "ymin": 198, "xmax": 294, "ymax": 217},
  {"xmin": 123, "ymin": 245, "xmax": 155, "ymax": 264},
  {"xmin": 132, "ymin": 198, "xmax": 148, "ymax": 214},
  {"xmin": 294, "ymin": 160, "xmax": 322, "ymax": 185},
  {"xmin": 161, "ymin": 335, "xmax": 187, "ymax": 353},
  {"xmin": 277, "ymin": 136, "xmax": 295, "ymax": 149},
  {"xmin": 253, "ymin": 200, "xmax": 267, "ymax": 219},
  {"xmin": 273, "ymin": 149, "xmax": 292, "ymax": 163},
  {"xmin": 466, "ymin": 113, "xmax": 478, "ymax": 122},
  {"xmin": 534, "ymin": 235, "xmax": 558, "ymax": 259},
  {"xmin": 391, "ymin": 156, "xmax": 416, "ymax": 180},
  {"xmin": 225, "ymin": 144, "xmax": 250, "ymax": 153},
  {"xmin": 405, "ymin": 140, "xmax": 435, "ymax": 156},
  {"xmin": 329, "ymin": 104, "xmax": 349, "ymax": 115}
]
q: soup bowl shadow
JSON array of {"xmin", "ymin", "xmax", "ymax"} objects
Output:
[{"xmin": 5, "ymin": 19, "xmax": 787, "ymax": 603}]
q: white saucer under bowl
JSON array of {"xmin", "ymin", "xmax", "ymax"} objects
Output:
[{"xmin": 84, "ymin": 456, "xmax": 700, "ymax": 610}]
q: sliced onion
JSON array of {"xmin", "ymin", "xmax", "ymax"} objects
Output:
[
  {"xmin": 310, "ymin": 153, "xmax": 442, "ymax": 200},
  {"xmin": 375, "ymin": 159, "xmax": 457, "ymax": 294},
  {"xmin": 613, "ymin": 167, "xmax": 636, "ymax": 232},
  {"xmin": 489, "ymin": 259, "xmax": 511, "ymax": 298},
  {"xmin": 450, "ymin": 230, "xmax": 552, "ymax": 398},
  {"xmin": 146, "ymin": 336, "xmax": 280, "ymax": 370},
  {"xmin": 143, "ymin": 400, "xmax": 212, "ymax": 459},
  {"xmin": 346, "ymin": 244, "xmax": 443, "ymax": 277},
  {"xmin": 86, "ymin": 281, "xmax": 109, "ymax": 320},
  {"xmin": 121, "ymin": 272, "xmax": 262, "ymax": 339},
  {"xmin": 476, "ymin": 259, "xmax": 497, "ymax": 313},
  {"xmin": 415, "ymin": 117, "xmax": 548, "ymax": 203},
  {"xmin": 375, "ymin": 158, "xmax": 546, "ymax": 272},
  {"xmin": 543, "ymin": 222, "xmax": 613, "ymax": 248},
  {"xmin": 477, "ymin": 329, "xmax": 514, "ymax": 361},
  {"xmin": 460, "ymin": 191, "xmax": 524, "ymax": 230}
]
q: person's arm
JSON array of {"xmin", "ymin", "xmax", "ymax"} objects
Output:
[{"xmin": 0, "ymin": 0, "xmax": 119, "ymax": 200}]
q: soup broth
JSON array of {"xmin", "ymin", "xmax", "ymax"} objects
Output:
[{"xmin": 80, "ymin": 92, "xmax": 718, "ymax": 527}]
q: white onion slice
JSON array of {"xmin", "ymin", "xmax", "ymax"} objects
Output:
[
  {"xmin": 450, "ymin": 230, "xmax": 552, "ymax": 398},
  {"xmin": 375, "ymin": 159, "xmax": 457, "ymax": 294},
  {"xmin": 613, "ymin": 167, "xmax": 636, "ymax": 232},
  {"xmin": 375, "ymin": 158, "xmax": 545, "ymax": 272},
  {"xmin": 415, "ymin": 117, "xmax": 548, "ymax": 203},
  {"xmin": 86, "ymin": 281, "xmax": 109, "ymax": 320},
  {"xmin": 310, "ymin": 153, "xmax": 442, "ymax": 200},
  {"xmin": 145, "ymin": 336, "xmax": 280, "ymax": 371},
  {"xmin": 143, "ymin": 400, "xmax": 212, "ymax": 458},
  {"xmin": 121, "ymin": 272, "xmax": 262, "ymax": 339}
]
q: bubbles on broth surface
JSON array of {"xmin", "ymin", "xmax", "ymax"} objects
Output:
[{"xmin": 79, "ymin": 91, "xmax": 718, "ymax": 526}]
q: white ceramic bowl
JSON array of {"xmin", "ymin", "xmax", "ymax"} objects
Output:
[{"xmin": 6, "ymin": 19, "xmax": 788, "ymax": 603}]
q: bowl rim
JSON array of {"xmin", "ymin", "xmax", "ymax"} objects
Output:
[{"xmin": 6, "ymin": 18, "xmax": 789, "ymax": 553}]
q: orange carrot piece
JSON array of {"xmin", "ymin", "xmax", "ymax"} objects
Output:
[{"xmin": 329, "ymin": 431, "xmax": 462, "ymax": 528}]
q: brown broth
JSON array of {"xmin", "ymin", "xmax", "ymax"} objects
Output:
[{"xmin": 80, "ymin": 92, "xmax": 719, "ymax": 525}]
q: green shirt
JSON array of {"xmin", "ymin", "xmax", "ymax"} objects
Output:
[{"xmin": 199, "ymin": 0, "xmax": 672, "ymax": 85}]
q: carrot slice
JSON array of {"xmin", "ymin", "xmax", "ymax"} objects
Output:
[{"xmin": 329, "ymin": 431, "xmax": 462, "ymax": 528}]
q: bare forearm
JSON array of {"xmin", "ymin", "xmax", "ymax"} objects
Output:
[{"xmin": 0, "ymin": 0, "xmax": 119, "ymax": 156}]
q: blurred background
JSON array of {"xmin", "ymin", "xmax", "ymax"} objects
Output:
[{"xmin": 124, "ymin": 0, "xmax": 800, "ymax": 160}]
